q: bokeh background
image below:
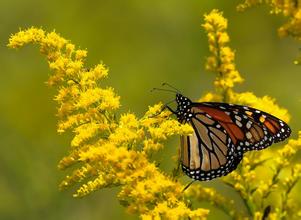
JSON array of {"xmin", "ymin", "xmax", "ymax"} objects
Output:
[{"xmin": 1, "ymin": 0, "xmax": 301, "ymax": 219}]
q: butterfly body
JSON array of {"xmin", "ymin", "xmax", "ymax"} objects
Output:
[
  {"xmin": 175, "ymin": 94, "xmax": 194, "ymax": 123},
  {"xmin": 171, "ymin": 93, "xmax": 291, "ymax": 181}
]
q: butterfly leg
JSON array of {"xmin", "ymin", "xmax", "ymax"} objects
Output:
[
  {"xmin": 147, "ymin": 105, "xmax": 177, "ymax": 118},
  {"xmin": 163, "ymin": 105, "xmax": 177, "ymax": 115},
  {"xmin": 182, "ymin": 180, "xmax": 196, "ymax": 192}
]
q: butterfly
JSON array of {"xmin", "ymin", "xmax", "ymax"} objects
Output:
[{"xmin": 159, "ymin": 85, "xmax": 291, "ymax": 181}]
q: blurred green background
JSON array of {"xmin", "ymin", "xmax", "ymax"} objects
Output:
[{"xmin": 1, "ymin": 0, "xmax": 301, "ymax": 219}]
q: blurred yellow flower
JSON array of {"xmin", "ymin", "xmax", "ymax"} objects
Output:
[{"xmin": 237, "ymin": 0, "xmax": 301, "ymax": 64}]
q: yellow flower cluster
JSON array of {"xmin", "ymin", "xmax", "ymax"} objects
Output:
[
  {"xmin": 8, "ymin": 27, "xmax": 209, "ymax": 219},
  {"xmin": 9, "ymin": 7, "xmax": 301, "ymax": 220},
  {"xmin": 237, "ymin": 0, "xmax": 301, "ymax": 63},
  {"xmin": 203, "ymin": 10, "xmax": 244, "ymax": 97},
  {"xmin": 141, "ymin": 201, "xmax": 208, "ymax": 220},
  {"xmin": 8, "ymin": 27, "xmax": 120, "ymax": 151},
  {"xmin": 201, "ymin": 9, "xmax": 301, "ymax": 219},
  {"xmin": 236, "ymin": 0, "xmax": 267, "ymax": 12},
  {"xmin": 141, "ymin": 104, "xmax": 193, "ymax": 153},
  {"xmin": 238, "ymin": 0, "xmax": 301, "ymax": 39}
]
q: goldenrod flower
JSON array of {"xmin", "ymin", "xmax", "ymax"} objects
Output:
[
  {"xmin": 237, "ymin": 0, "xmax": 301, "ymax": 64},
  {"xmin": 201, "ymin": 9, "xmax": 301, "ymax": 219},
  {"xmin": 203, "ymin": 9, "xmax": 244, "ymax": 98},
  {"xmin": 8, "ymin": 27, "xmax": 207, "ymax": 219},
  {"xmin": 9, "ymin": 8, "xmax": 301, "ymax": 220},
  {"xmin": 265, "ymin": 1, "xmax": 301, "ymax": 40}
]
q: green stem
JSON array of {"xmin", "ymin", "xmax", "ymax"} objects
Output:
[{"xmin": 224, "ymin": 181, "xmax": 253, "ymax": 218}]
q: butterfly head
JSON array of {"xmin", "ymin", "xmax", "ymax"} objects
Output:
[{"xmin": 175, "ymin": 94, "xmax": 193, "ymax": 122}]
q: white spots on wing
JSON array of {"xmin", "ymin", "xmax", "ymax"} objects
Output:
[
  {"xmin": 235, "ymin": 115, "xmax": 242, "ymax": 121},
  {"xmin": 206, "ymin": 114, "xmax": 212, "ymax": 119},
  {"xmin": 236, "ymin": 120, "xmax": 243, "ymax": 127},
  {"xmin": 246, "ymin": 121, "xmax": 252, "ymax": 129},
  {"xmin": 246, "ymin": 132, "xmax": 252, "ymax": 139},
  {"xmin": 225, "ymin": 112, "xmax": 230, "ymax": 115}
]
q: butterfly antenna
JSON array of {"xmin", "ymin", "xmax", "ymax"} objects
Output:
[
  {"xmin": 165, "ymin": 99, "xmax": 176, "ymax": 106},
  {"xmin": 182, "ymin": 180, "xmax": 196, "ymax": 192},
  {"xmin": 162, "ymin": 82, "xmax": 182, "ymax": 93},
  {"xmin": 151, "ymin": 87, "xmax": 177, "ymax": 93}
]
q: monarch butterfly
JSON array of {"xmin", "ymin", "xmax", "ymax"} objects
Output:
[{"xmin": 157, "ymin": 84, "xmax": 291, "ymax": 181}]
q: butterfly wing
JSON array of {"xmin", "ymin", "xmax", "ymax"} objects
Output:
[
  {"xmin": 178, "ymin": 100, "xmax": 290, "ymax": 181},
  {"xmin": 197, "ymin": 102, "xmax": 291, "ymax": 153},
  {"xmin": 181, "ymin": 107, "xmax": 240, "ymax": 181}
]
